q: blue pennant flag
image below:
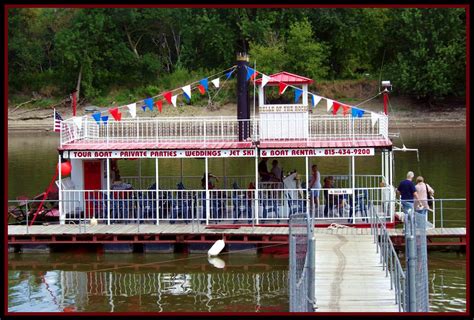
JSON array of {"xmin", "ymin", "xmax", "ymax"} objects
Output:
[
  {"xmin": 183, "ymin": 92, "xmax": 191, "ymax": 103},
  {"xmin": 226, "ymin": 69, "xmax": 235, "ymax": 80},
  {"xmin": 246, "ymin": 67, "xmax": 255, "ymax": 81},
  {"xmin": 101, "ymin": 115, "xmax": 109, "ymax": 124},
  {"xmin": 144, "ymin": 98, "xmax": 154, "ymax": 111},
  {"xmin": 351, "ymin": 107, "xmax": 365, "ymax": 118},
  {"xmin": 294, "ymin": 88, "xmax": 303, "ymax": 103},
  {"xmin": 92, "ymin": 112, "xmax": 101, "ymax": 125},
  {"xmin": 141, "ymin": 105, "xmax": 147, "ymax": 112},
  {"xmin": 358, "ymin": 109, "xmax": 365, "ymax": 117},
  {"xmin": 199, "ymin": 78, "xmax": 208, "ymax": 91}
]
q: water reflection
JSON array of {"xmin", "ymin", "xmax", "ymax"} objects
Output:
[{"xmin": 8, "ymin": 253, "xmax": 289, "ymax": 312}]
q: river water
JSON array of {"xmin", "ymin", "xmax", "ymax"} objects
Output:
[{"xmin": 7, "ymin": 127, "xmax": 467, "ymax": 312}]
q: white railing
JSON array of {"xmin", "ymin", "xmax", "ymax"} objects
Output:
[
  {"xmin": 61, "ymin": 186, "xmax": 391, "ymax": 225},
  {"xmin": 60, "ymin": 114, "xmax": 389, "ymax": 146}
]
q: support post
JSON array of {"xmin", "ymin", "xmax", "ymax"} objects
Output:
[
  {"xmin": 388, "ymin": 150, "xmax": 394, "ymax": 222},
  {"xmin": 237, "ymin": 53, "xmax": 250, "ymax": 141},
  {"xmin": 106, "ymin": 158, "xmax": 111, "ymax": 225},
  {"xmin": 155, "ymin": 158, "xmax": 159, "ymax": 225},
  {"xmin": 255, "ymin": 154, "xmax": 259, "ymax": 225},
  {"xmin": 58, "ymin": 155, "xmax": 64, "ymax": 225},
  {"xmin": 138, "ymin": 158, "xmax": 142, "ymax": 188},
  {"xmin": 405, "ymin": 209, "xmax": 417, "ymax": 311},
  {"xmin": 308, "ymin": 236, "xmax": 316, "ymax": 311},
  {"xmin": 351, "ymin": 156, "xmax": 356, "ymax": 224},
  {"xmin": 305, "ymin": 156, "xmax": 311, "ymax": 226},
  {"xmin": 205, "ymin": 157, "xmax": 210, "ymax": 225}
]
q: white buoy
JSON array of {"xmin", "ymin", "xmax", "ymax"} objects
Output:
[
  {"xmin": 208, "ymin": 239, "xmax": 225, "ymax": 257},
  {"xmin": 208, "ymin": 256, "xmax": 226, "ymax": 269}
]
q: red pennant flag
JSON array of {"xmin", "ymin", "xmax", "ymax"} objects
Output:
[
  {"xmin": 279, "ymin": 82, "xmax": 288, "ymax": 95},
  {"xmin": 163, "ymin": 91, "xmax": 172, "ymax": 104},
  {"xmin": 250, "ymin": 71, "xmax": 259, "ymax": 81},
  {"xmin": 197, "ymin": 85, "xmax": 206, "ymax": 95},
  {"xmin": 342, "ymin": 105, "xmax": 350, "ymax": 116},
  {"xmin": 109, "ymin": 108, "xmax": 122, "ymax": 121},
  {"xmin": 155, "ymin": 100, "xmax": 163, "ymax": 113},
  {"xmin": 332, "ymin": 102, "xmax": 341, "ymax": 115}
]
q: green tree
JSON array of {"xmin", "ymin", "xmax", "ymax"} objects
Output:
[
  {"xmin": 384, "ymin": 8, "xmax": 466, "ymax": 102},
  {"xmin": 285, "ymin": 18, "xmax": 329, "ymax": 81}
]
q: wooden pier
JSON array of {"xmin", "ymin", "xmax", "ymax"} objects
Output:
[
  {"xmin": 8, "ymin": 224, "xmax": 465, "ymax": 247},
  {"xmin": 313, "ymin": 228, "xmax": 399, "ymax": 312}
]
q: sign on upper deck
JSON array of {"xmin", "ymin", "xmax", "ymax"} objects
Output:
[
  {"xmin": 63, "ymin": 149, "xmax": 256, "ymax": 159},
  {"xmin": 260, "ymin": 148, "xmax": 374, "ymax": 157}
]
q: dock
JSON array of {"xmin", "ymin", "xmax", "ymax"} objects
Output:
[{"xmin": 313, "ymin": 228, "xmax": 398, "ymax": 312}]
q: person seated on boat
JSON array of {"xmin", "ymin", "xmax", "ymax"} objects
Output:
[
  {"xmin": 270, "ymin": 159, "xmax": 283, "ymax": 182},
  {"xmin": 111, "ymin": 174, "xmax": 133, "ymax": 190},
  {"xmin": 201, "ymin": 173, "xmax": 219, "ymax": 190},
  {"xmin": 258, "ymin": 157, "xmax": 272, "ymax": 182},
  {"xmin": 323, "ymin": 176, "xmax": 337, "ymax": 217}
]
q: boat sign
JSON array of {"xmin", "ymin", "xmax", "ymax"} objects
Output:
[
  {"xmin": 328, "ymin": 188, "xmax": 353, "ymax": 195},
  {"xmin": 63, "ymin": 149, "xmax": 256, "ymax": 159},
  {"xmin": 260, "ymin": 148, "xmax": 374, "ymax": 157}
]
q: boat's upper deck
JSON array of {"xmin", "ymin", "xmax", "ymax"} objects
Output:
[{"xmin": 59, "ymin": 112, "xmax": 391, "ymax": 151}]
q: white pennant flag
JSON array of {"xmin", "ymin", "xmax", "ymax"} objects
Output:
[
  {"xmin": 261, "ymin": 74, "xmax": 271, "ymax": 87},
  {"xmin": 326, "ymin": 99, "xmax": 334, "ymax": 112},
  {"xmin": 311, "ymin": 94, "xmax": 322, "ymax": 107},
  {"xmin": 371, "ymin": 112, "xmax": 380, "ymax": 127},
  {"xmin": 182, "ymin": 85, "xmax": 192, "ymax": 100},
  {"xmin": 211, "ymin": 78, "xmax": 220, "ymax": 88},
  {"xmin": 72, "ymin": 116, "xmax": 83, "ymax": 130},
  {"xmin": 127, "ymin": 103, "xmax": 137, "ymax": 118},
  {"xmin": 171, "ymin": 94, "xmax": 178, "ymax": 107}
]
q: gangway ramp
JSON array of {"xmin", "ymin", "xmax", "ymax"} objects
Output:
[{"xmin": 314, "ymin": 228, "xmax": 399, "ymax": 312}]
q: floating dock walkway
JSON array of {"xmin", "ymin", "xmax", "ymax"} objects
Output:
[{"xmin": 314, "ymin": 228, "xmax": 398, "ymax": 312}]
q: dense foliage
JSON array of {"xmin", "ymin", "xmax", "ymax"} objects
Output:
[{"xmin": 8, "ymin": 8, "xmax": 466, "ymax": 104}]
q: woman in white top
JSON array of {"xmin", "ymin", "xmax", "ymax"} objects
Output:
[
  {"xmin": 309, "ymin": 164, "xmax": 321, "ymax": 212},
  {"xmin": 414, "ymin": 176, "xmax": 434, "ymax": 218}
]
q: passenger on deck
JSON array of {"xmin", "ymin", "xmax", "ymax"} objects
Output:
[
  {"xmin": 201, "ymin": 173, "xmax": 219, "ymax": 189},
  {"xmin": 414, "ymin": 176, "xmax": 434, "ymax": 220},
  {"xmin": 309, "ymin": 164, "xmax": 321, "ymax": 212},
  {"xmin": 258, "ymin": 158, "xmax": 272, "ymax": 182},
  {"xmin": 270, "ymin": 159, "xmax": 283, "ymax": 182}
]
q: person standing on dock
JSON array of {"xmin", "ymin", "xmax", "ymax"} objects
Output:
[
  {"xmin": 258, "ymin": 158, "xmax": 272, "ymax": 182},
  {"xmin": 397, "ymin": 171, "xmax": 419, "ymax": 217},
  {"xmin": 309, "ymin": 164, "xmax": 321, "ymax": 214},
  {"xmin": 414, "ymin": 176, "xmax": 435, "ymax": 220}
]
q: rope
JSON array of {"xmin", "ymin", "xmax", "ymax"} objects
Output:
[{"xmin": 90, "ymin": 242, "xmax": 286, "ymax": 273}]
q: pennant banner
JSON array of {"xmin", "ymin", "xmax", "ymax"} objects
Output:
[
  {"xmin": 294, "ymin": 88, "xmax": 303, "ymax": 103},
  {"xmin": 198, "ymin": 85, "xmax": 206, "ymax": 95},
  {"xmin": 92, "ymin": 112, "xmax": 101, "ymax": 125},
  {"xmin": 326, "ymin": 99, "xmax": 334, "ymax": 112},
  {"xmin": 226, "ymin": 69, "xmax": 235, "ymax": 79},
  {"xmin": 141, "ymin": 105, "xmax": 147, "ymax": 112},
  {"xmin": 72, "ymin": 117, "xmax": 83, "ymax": 130},
  {"xmin": 199, "ymin": 79, "xmax": 208, "ymax": 91},
  {"xmin": 332, "ymin": 102, "xmax": 341, "ymax": 115},
  {"xmin": 261, "ymin": 74, "xmax": 271, "ymax": 87},
  {"xmin": 311, "ymin": 94, "xmax": 322, "ymax": 108},
  {"xmin": 250, "ymin": 71, "xmax": 259, "ymax": 81},
  {"xmin": 246, "ymin": 67, "xmax": 255, "ymax": 81},
  {"xmin": 109, "ymin": 108, "xmax": 122, "ymax": 121},
  {"xmin": 171, "ymin": 94, "xmax": 178, "ymax": 107},
  {"xmin": 182, "ymin": 85, "xmax": 192, "ymax": 100},
  {"xmin": 163, "ymin": 91, "xmax": 172, "ymax": 104},
  {"xmin": 155, "ymin": 100, "xmax": 163, "ymax": 113},
  {"xmin": 279, "ymin": 82, "xmax": 288, "ymax": 95},
  {"xmin": 351, "ymin": 107, "xmax": 365, "ymax": 118},
  {"xmin": 144, "ymin": 98, "xmax": 154, "ymax": 111},
  {"xmin": 211, "ymin": 78, "xmax": 220, "ymax": 88},
  {"xmin": 101, "ymin": 115, "xmax": 109, "ymax": 124},
  {"xmin": 127, "ymin": 103, "xmax": 136, "ymax": 118},
  {"xmin": 342, "ymin": 105, "xmax": 351, "ymax": 116}
]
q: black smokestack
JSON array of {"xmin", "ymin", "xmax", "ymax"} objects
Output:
[{"xmin": 236, "ymin": 53, "xmax": 250, "ymax": 141}]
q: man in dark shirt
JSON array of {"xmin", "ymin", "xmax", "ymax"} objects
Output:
[{"xmin": 397, "ymin": 171, "xmax": 418, "ymax": 216}]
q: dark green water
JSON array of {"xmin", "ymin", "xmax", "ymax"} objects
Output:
[{"xmin": 7, "ymin": 127, "xmax": 467, "ymax": 312}]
